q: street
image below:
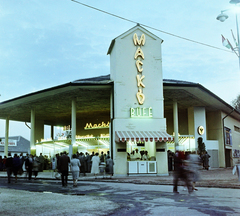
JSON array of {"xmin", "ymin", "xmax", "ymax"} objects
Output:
[{"xmin": 0, "ymin": 178, "xmax": 240, "ymax": 216}]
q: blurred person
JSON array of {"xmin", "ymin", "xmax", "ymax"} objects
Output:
[
  {"xmin": 0, "ymin": 156, "xmax": 3, "ymax": 171},
  {"xmin": 100, "ymin": 151, "xmax": 104, "ymax": 163},
  {"xmin": 91, "ymin": 153, "xmax": 100, "ymax": 179},
  {"xmin": 135, "ymin": 149, "xmax": 141, "ymax": 160},
  {"xmin": 202, "ymin": 151, "xmax": 211, "ymax": 170},
  {"xmin": 105, "ymin": 156, "xmax": 114, "ymax": 178},
  {"xmin": 187, "ymin": 152, "xmax": 201, "ymax": 191},
  {"xmin": 70, "ymin": 154, "xmax": 81, "ymax": 187},
  {"xmin": 86, "ymin": 152, "xmax": 91, "ymax": 173},
  {"xmin": 3, "ymin": 156, "xmax": 7, "ymax": 171},
  {"xmin": 79, "ymin": 152, "xmax": 86, "ymax": 176},
  {"xmin": 25, "ymin": 154, "xmax": 33, "ymax": 180},
  {"xmin": 38, "ymin": 153, "xmax": 44, "ymax": 172},
  {"xmin": 12, "ymin": 154, "xmax": 21, "ymax": 183},
  {"xmin": 58, "ymin": 151, "xmax": 70, "ymax": 187},
  {"xmin": 173, "ymin": 151, "xmax": 192, "ymax": 194},
  {"xmin": 32, "ymin": 156, "xmax": 40, "ymax": 180},
  {"xmin": 142, "ymin": 151, "xmax": 150, "ymax": 161},
  {"xmin": 5, "ymin": 153, "xmax": 13, "ymax": 183}
]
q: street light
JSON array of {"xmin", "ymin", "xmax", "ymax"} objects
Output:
[{"xmin": 216, "ymin": 1, "xmax": 240, "ymax": 68}]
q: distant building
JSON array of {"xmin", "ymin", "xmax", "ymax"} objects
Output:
[{"xmin": 0, "ymin": 136, "xmax": 30, "ymax": 156}]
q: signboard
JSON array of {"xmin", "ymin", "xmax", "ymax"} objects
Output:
[
  {"xmin": 0, "ymin": 139, "xmax": 17, "ymax": 146},
  {"xmin": 224, "ymin": 127, "xmax": 232, "ymax": 146}
]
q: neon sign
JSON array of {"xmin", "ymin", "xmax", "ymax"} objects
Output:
[
  {"xmin": 133, "ymin": 33, "xmax": 146, "ymax": 105},
  {"xmin": 84, "ymin": 121, "xmax": 110, "ymax": 130},
  {"xmin": 130, "ymin": 107, "xmax": 153, "ymax": 118}
]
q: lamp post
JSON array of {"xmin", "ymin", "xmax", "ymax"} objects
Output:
[{"xmin": 216, "ymin": 0, "xmax": 240, "ymax": 68}]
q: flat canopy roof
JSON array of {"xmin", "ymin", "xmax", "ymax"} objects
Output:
[{"xmin": 0, "ymin": 75, "xmax": 239, "ymax": 125}]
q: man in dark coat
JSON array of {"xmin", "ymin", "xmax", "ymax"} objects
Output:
[
  {"xmin": 25, "ymin": 154, "xmax": 33, "ymax": 180},
  {"xmin": 5, "ymin": 153, "xmax": 13, "ymax": 183},
  {"xmin": 58, "ymin": 151, "xmax": 70, "ymax": 187}
]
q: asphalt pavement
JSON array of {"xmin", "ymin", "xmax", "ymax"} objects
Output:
[{"xmin": 0, "ymin": 167, "xmax": 239, "ymax": 188}]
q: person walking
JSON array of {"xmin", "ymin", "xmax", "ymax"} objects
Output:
[
  {"xmin": 105, "ymin": 156, "xmax": 114, "ymax": 178},
  {"xmin": 91, "ymin": 153, "xmax": 100, "ymax": 179},
  {"xmin": 70, "ymin": 154, "xmax": 81, "ymax": 187},
  {"xmin": 187, "ymin": 152, "xmax": 201, "ymax": 191},
  {"xmin": 5, "ymin": 153, "xmax": 13, "ymax": 183},
  {"xmin": 79, "ymin": 152, "xmax": 86, "ymax": 176},
  {"xmin": 86, "ymin": 152, "xmax": 91, "ymax": 173},
  {"xmin": 25, "ymin": 154, "xmax": 33, "ymax": 180},
  {"xmin": 38, "ymin": 153, "xmax": 44, "ymax": 172},
  {"xmin": 12, "ymin": 154, "xmax": 21, "ymax": 183},
  {"xmin": 32, "ymin": 156, "xmax": 40, "ymax": 180},
  {"xmin": 202, "ymin": 151, "xmax": 211, "ymax": 170},
  {"xmin": 58, "ymin": 151, "xmax": 70, "ymax": 187},
  {"xmin": 173, "ymin": 151, "xmax": 192, "ymax": 194}
]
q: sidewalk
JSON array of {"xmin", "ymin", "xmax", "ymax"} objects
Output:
[{"xmin": 0, "ymin": 167, "xmax": 239, "ymax": 189}]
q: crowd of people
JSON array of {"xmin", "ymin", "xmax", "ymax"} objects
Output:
[
  {"xmin": 55, "ymin": 150, "xmax": 114, "ymax": 187},
  {"xmin": 127, "ymin": 149, "xmax": 150, "ymax": 161},
  {"xmin": 1, "ymin": 150, "xmax": 114, "ymax": 187}
]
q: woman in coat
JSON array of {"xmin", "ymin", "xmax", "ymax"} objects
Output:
[
  {"xmin": 70, "ymin": 154, "xmax": 81, "ymax": 187},
  {"xmin": 32, "ymin": 156, "xmax": 40, "ymax": 180},
  {"xmin": 91, "ymin": 153, "xmax": 100, "ymax": 179},
  {"xmin": 105, "ymin": 156, "xmax": 114, "ymax": 178},
  {"xmin": 12, "ymin": 154, "xmax": 21, "ymax": 183}
]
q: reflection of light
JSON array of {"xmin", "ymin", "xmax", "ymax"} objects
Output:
[
  {"xmin": 76, "ymin": 141, "xmax": 88, "ymax": 147},
  {"xmin": 54, "ymin": 142, "xmax": 69, "ymax": 147},
  {"xmin": 99, "ymin": 140, "xmax": 109, "ymax": 147}
]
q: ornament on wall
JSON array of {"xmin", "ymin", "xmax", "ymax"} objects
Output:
[{"xmin": 197, "ymin": 126, "xmax": 204, "ymax": 135}]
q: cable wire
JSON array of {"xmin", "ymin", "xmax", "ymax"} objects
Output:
[{"xmin": 71, "ymin": 0, "xmax": 233, "ymax": 54}]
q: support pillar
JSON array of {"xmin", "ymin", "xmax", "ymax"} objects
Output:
[
  {"xmin": 70, "ymin": 99, "xmax": 77, "ymax": 157},
  {"xmin": 30, "ymin": 108, "xmax": 36, "ymax": 155},
  {"xmin": 4, "ymin": 117, "xmax": 9, "ymax": 156},
  {"xmin": 173, "ymin": 100, "xmax": 179, "ymax": 150}
]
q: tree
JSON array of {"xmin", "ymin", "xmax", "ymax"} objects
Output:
[{"xmin": 231, "ymin": 94, "xmax": 240, "ymax": 112}]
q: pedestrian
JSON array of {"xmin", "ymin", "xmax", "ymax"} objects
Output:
[
  {"xmin": 86, "ymin": 152, "xmax": 91, "ymax": 173},
  {"xmin": 19, "ymin": 153, "xmax": 24, "ymax": 174},
  {"xmin": 25, "ymin": 154, "xmax": 33, "ymax": 180},
  {"xmin": 0, "ymin": 156, "xmax": 3, "ymax": 171},
  {"xmin": 3, "ymin": 156, "xmax": 7, "ymax": 171},
  {"xmin": 105, "ymin": 156, "xmax": 114, "ymax": 178},
  {"xmin": 100, "ymin": 151, "xmax": 104, "ymax": 163},
  {"xmin": 202, "ymin": 151, "xmax": 211, "ymax": 170},
  {"xmin": 70, "ymin": 154, "xmax": 81, "ymax": 187},
  {"xmin": 58, "ymin": 151, "xmax": 70, "ymax": 187},
  {"xmin": 91, "ymin": 153, "xmax": 100, "ymax": 179},
  {"xmin": 173, "ymin": 150, "xmax": 192, "ymax": 194},
  {"xmin": 79, "ymin": 152, "xmax": 86, "ymax": 176},
  {"xmin": 32, "ymin": 156, "xmax": 40, "ymax": 179},
  {"xmin": 38, "ymin": 153, "xmax": 44, "ymax": 172},
  {"xmin": 12, "ymin": 154, "xmax": 21, "ymax": 183},
  {"xmin": 187, "ymin": 152, "xmax": 201, "ymax": 191},
  {"xmin": 5, "ymin": 153, "xmax": 13, "ymax": 183}
]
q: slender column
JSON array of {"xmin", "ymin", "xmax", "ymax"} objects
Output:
[
  {"xmin": 51, "ymin": 125, "xmax": 54, "ymax": 140},
  {"xmin": 173, "ymin": 101, "xmax": 179, "ymax": 150},
  {"xmin": 4, "ymin": 117, "xmax": 9, "ymax": 156},
  {"xmin": 30, "ymin": 108, "xmax": 36, "ymax": 155},
  {"xmin": 70, "ymin": 99, "xmax": 77, "ymax": 157}
]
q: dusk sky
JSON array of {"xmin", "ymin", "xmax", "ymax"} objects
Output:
[{"xmin": 0, "ymin": 0, "xmax": 240, "ymax": 140}]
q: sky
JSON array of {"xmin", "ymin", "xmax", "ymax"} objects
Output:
[{"xmin": 0, "ymin": 0, "xmax": 240, "ymax": 140}]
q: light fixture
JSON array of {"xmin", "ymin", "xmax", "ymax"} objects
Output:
[{"xmin": 216, "ymin": 12, "xmax": 229, "ymax": 22}]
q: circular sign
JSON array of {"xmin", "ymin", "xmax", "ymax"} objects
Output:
[{"xmin": 197, "ymin": 126, "xmax": 204, "ymax": 135}]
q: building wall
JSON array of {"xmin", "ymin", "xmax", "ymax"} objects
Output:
[{"xmin": 110, "ymin": 26, "xmax": 168, "ymax": 175}]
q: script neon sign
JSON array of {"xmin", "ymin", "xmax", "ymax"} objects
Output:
[{"xmin": 84, "ymin": 121, "xmax": 110, "ymax": 130}]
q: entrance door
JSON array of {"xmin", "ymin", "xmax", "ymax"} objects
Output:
[{"xmin": 225, "ymin": 149, "xmax": 231, "ymax": 167}]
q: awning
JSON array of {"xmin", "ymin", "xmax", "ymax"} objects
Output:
[{"xmin": 115, "ymin": 131, "xmax": 173, "ymax": 142}]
